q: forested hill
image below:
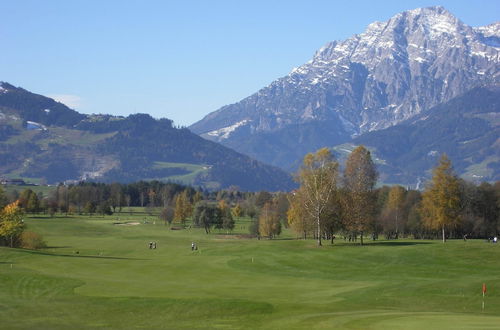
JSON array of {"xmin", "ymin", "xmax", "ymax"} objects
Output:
[
  {"xmin": 0, "ymin": 82, "xmax": 294, "ymax": 191},
  {"xmin": 0, "ymin": 82, "xmax": 85, "ymax": 127},
  {"xmin": 352, "ymin": 87, "xmax": 500, "ymax": 184}
]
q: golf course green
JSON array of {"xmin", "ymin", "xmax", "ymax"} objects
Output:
[{"xmin": 1, "ymin": 213, "xmax": 499, "ymax": 329}]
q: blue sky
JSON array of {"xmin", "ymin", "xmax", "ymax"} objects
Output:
[{"xmin": 0, "ymin": 0, "xmax": 498, "ymax": 126}]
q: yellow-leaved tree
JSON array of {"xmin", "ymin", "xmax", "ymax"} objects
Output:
[
  {"xmin": 420, "ymin": 154, "xmax": 461, "ymax": 243},
  {"xmin": 0, "ymin": 201, "xmax": 25, "ymax": 247},
  {"xmin": 231, "ymin": 203, "xmax": 243, "ymax": 218},
  {"xmin": 287, "ymin": 193, "xmax": 314, "ymax": 239},
  {"xmin": 387, "ymin": 185, "xmax": 406, "ymax": 239},
  {"xmin": 174, "ymin": 190, "xmax": 192, "ymax": 225},
  {"xmin": 295, "ymin": 148, "xmax": 340, "ymax": 246},
  {"xmin": 258, "ymin": 202, "xmax": 281, "ymax": 239}
]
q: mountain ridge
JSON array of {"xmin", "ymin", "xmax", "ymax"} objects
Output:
[
  {"xmin": 0, "ymin": 82, "xmax": 294, "ymax": 191},
  {"xmin": 189, "ymin": 6, "xmax": 499, "ymax": 179}
]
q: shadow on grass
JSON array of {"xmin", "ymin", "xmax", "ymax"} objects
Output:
[
  {"xmin": 369, "ymin": 240, "xmax": 432, "ymax": 246},
  {"xmin": 16, "ymin": 249, "xmax": 148, "ymax": 260},
  {"xmin": 270, "ymin": 237, "xmax": 298, "ymax": 241},
  {"xmin": 332, "ymin": 240, "xmax": 433, "ymax": 247}
]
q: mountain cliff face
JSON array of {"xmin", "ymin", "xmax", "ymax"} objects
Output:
[
  {"xmin": 190, "ymin": 6, "xmax": 499, "ymax": 170},
  {"xmin": 0, "ymin": 82, "xmax": 294, "ymax": 191}
]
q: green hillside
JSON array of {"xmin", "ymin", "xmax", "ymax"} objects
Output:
[
  {"xmin": 0, "ymin": 82, "xmax": 294, "ymax": 191},
  {"xmin": 353, "ymin": 87, "xmax": 500, "ymax": 185}
]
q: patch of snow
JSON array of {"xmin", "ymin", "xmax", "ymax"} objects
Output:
[
  {"xmin": 44, "ymin": 109, "xmax": 51, "ymax": 114},
  {"xmin": 378, "ymin": 41, "xmax": 394, "ymax": 48},
  {"xmin": 413, "ymin": 57, "xmax": 427, "ymax": 63},
  {"xmin": 427, "ymin": 150, "xmax": 438, "ymax": 157},
  {"xmin": 474, "ymin": 23, "xmax": 500, "ymax": 38},
  {"xmin": 471, "ymin": 51, "xmax": 487, "ymax": 57},
  {"xmin": 207, "ymin": 119, "xmax": 250, "ymax": 139},
  {"xmin": 430, "ymin": 20, "xmax": 456, "ymax": 35},
  {"xmin": 26, "ymin": 121, "xmax": 47, "ymax": 131},
  {"xmin": 477, "ymin": 70, "xmax": 485, "ymax": 75}
]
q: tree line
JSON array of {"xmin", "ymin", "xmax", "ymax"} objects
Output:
[
  {"xmin": 1, "ymin": 146, "xmax": 499, "ymax": 248},
  {"xmin": 287, "ymin": 147, "xmax": 499, "ymax": 245}
]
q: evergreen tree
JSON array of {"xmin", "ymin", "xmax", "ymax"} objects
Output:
[
  {"xmin": 0, "ymin": 186, "xmax": 8, "ymax": 209},
  {"xmin": 26, "ymin": 192, "xmax": 40, "ymax": 213}
]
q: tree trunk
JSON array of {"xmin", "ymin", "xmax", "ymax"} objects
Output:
[
  {"xmin": 317, "ymin": 215, "xmax": 322, "ymax": 246},
  {"xmin": 442, "ymin": 225, "xmax": 446, "ymax": 243},
  {"xmin": 360, "ymin": 231, "xmax": 364, "ymax": 245},
  {"xmin": 395, "ymin": 212, "xmax": 399, "ymax": 239}
]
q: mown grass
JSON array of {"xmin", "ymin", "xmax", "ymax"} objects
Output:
[
  {"xmin": 2, "ymin": 184, "xmax": 55, "ymax": 196},
  {"xmin": 1, "ymin": 213, "xmax": 499, "ymax": 329},
  {"xmin": 150, "ymin": 161, "xmax": 211, "ymax": 184}
]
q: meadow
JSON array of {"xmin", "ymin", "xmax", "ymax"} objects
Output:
[{"xmin": 1, "ymin": 212, "xmax": 499, "ymax": 329}]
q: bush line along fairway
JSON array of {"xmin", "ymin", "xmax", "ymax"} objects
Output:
[{"xmin": 1, "ymin": 213, "xmax": 499, "ymax": 329}]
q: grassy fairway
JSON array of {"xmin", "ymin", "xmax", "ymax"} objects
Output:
[{"xmin": 1, "ymin": 215, "xmax": 499, "ymax": 329}]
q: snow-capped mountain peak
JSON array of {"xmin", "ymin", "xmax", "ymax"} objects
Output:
[{"xmin": 190, "ymin": 6, "xmax": 499, "ymax": 171}]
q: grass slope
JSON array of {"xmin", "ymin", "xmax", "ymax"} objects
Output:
[
  {"xmin": 150, "ymin": 161, "xmax": 211, "ymax": 185},
  {"xmin": 1, "ymin": 213, "xmax": 499, "ymax": 329}
]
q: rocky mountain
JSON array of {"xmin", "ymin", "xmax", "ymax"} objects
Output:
[
  {"xmin": 0, "ymin": 82, "xmax": 294, "ymax": 191},
  {"xmin": 190, "ymin": 6, "xmax": 500, "ymax": 172}
]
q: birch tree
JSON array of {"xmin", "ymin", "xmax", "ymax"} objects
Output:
[{"xmin": 296, "ymin": 148, "xmax": 340, "ymax": 246}]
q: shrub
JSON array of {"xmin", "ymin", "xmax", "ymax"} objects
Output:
[{"xmin": 20, "ymin": 231, "xmax": 47, "ymax": 249}]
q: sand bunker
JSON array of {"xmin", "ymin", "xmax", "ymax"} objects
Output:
[{"xmin": 114, "ymin": 222, "xmax": 140, "ymax": 226}]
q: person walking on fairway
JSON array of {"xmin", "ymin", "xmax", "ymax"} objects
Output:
[{"xmin": 191, "ymin": 242, "xmax": 195, "ymax": 251}]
